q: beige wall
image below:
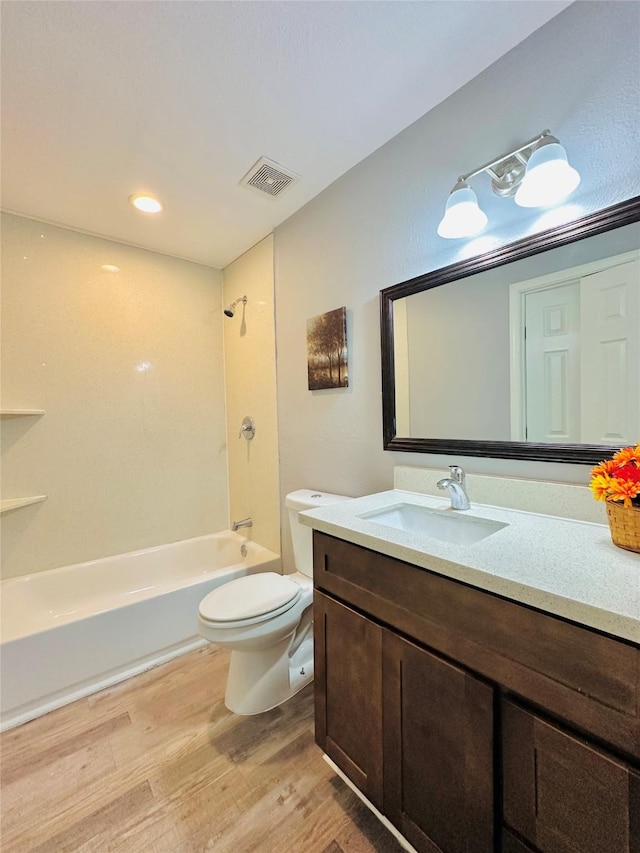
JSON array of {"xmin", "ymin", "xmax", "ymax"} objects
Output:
[
  {"xmin": 405, "ymin": 276, "xmax": 511, "ymax": 440},
  {"xmin": 222, "ymin": 235, "xmax": 280, "ymax": 556},
  {"xmin": 274, "ymin": 2, "xmax": 640, "ymax": 572},
  {"xmin": 1, "ymin": 213, "xmax": 228, "ymax": 579}
]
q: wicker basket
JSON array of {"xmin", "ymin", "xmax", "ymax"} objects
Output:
[{"xmin": 606, "ymin": 501, "xmax": 640, "ymax": 554}]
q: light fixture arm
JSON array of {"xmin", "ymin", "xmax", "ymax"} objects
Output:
[{"xmin": 456, "ymin": 130, "xmax": 551, "ymax": 184}]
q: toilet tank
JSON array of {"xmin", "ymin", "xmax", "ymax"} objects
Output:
[{"xmin": 285, "ymin": 489, "xmax": 350, "ymax": 578}]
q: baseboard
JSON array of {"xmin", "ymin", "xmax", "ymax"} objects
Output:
[{"xmin": 322, "ymin": 754, "xmax": 419, "ymax": 853}]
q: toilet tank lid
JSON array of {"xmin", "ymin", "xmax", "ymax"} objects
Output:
[{"xmin": 285, "ymin": 489, "xmax": 351, "ymax": 511}]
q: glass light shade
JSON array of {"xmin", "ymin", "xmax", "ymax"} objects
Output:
[
  {"xmin": 514, "ymin": 141, "xmax": 580, "ymax": 208},
  {"xmin": 437, "ymin": 184, "xmax": 487, "ymax": 239}
]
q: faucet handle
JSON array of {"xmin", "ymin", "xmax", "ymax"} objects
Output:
[{"xmin": 449, "ymin": 465, "xmax": 465, "ymax": 484}]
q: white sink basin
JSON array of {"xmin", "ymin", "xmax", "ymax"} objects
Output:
[{"xmin": 358, "ymin": 502, "xmax": 508, "ymax": 546}]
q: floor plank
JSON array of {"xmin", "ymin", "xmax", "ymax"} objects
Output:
[
  {"xmin": 2, "ymin": 712, "xmax": 131, "ymax": 785},
  {"xmin": 0, "ymin": 645, "xmax": 405, "ymax": 852}
]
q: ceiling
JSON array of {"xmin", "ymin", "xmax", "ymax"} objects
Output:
[{"xmin": 1, "ymin": 1, "xmax": 571, "ymax": 269}]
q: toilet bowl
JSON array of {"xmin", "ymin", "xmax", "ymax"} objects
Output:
[{"xmin": 198, "ymin": 489, "xmax": 349, "ymax": 715}]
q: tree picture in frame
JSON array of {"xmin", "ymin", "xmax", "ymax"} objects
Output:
[{"xmin": 307, "ymin": 306, "xmax": 348, "ymax": 390}]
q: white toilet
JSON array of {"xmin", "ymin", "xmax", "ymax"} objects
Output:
[{"xmin": 198, "ymin": 489, "xmax": 349, "ymax": 715}]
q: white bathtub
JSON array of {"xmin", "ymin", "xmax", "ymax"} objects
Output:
[{"xmin": 0, "ymin": 532, "xmax": 280, "ymax": 730}]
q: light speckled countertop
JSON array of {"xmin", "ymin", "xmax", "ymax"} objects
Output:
[{"xmin": 301, "ymin": 489, "xmax": 640, "ymax": 644}]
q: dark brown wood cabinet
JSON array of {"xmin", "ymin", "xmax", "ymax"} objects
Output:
[
  {"xmin": 314, "ymin": 592, "xmax": 383, "ymax": 809},
  {"xmin": 313, "ymin": 530, "xmax": 640, "ymax": 853},
  {"xmin": 502, "ymin": 701, "xmax": 640, "ymax": 853},
  {"xmin": 383, "ymin": 631, "xmax": 494, "ymax": 853},
  {"xmin": 501, "ymin": 830, "xmax": 537, "ymax": 853},
  {"xmin": 315, "ymin": 591, "xmax": 495, "ymax": 852}
]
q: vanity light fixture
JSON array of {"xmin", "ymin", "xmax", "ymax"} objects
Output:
[
  {"xmin": 514, "ymin": 135, "xmax": 581, "ymax": 208},
  {"xmin": 436, "ymin": 181, "xmax": 487, "ymax": 239},
  {"xmin": 437, "ymin": 130, "xmax": 580, "ymax": 239},
  {"xmin": 128, "ymin": 193, "xmax": 163, "ymax": 214}
]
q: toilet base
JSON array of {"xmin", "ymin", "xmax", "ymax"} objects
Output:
[{"xmin": 224, "ymin": 631, "xmax": 314, "ymax": 715}]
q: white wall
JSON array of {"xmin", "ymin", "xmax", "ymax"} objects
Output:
[
  {"xmin": 274, "ymin": 2, "xmax": 640, "ymax": 570},
  {"xmin": 1, "ymin": 214, "xmax": 228, "ymax": 578},
  {"xmin": 222, "ymin": 235, "xmax": 280, "ymax": 556}
]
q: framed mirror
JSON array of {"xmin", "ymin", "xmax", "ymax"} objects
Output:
[{"xmin": 380, "ymin": 196, "xmax": 640, "ymax": 464}]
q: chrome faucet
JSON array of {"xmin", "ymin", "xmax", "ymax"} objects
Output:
[
  {"xmin": 232, "ymin": 517, "xmax": 253, "ymax": 532},
  {"xmin": 437, "ymin": 465, "xmax": 470, "ymax": 510}
]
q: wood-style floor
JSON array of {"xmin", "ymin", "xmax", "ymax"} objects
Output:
[{"xmin": 0, "ymin": 645, "xmax": 405, "ymax": 852}]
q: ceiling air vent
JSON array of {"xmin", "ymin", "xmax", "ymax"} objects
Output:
[{"xmin": 239, "ymin": 157, "xmax": 300, "ymax": 198}]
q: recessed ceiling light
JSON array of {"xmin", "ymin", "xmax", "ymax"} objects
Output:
[
  {"xmin": 129, "ymin": 193, "xmax": 162, "ymax": 214},
  {"xmin": 101, "ymin": 264, "xmax": 120, "ymax": 273}
]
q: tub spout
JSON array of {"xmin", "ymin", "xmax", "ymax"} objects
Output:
[{"xmin": 232, "ymin": 517, "xmax": 253, "ymax": 532}]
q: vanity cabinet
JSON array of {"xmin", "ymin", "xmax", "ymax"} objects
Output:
[
  {"xmin": 383, "ymin": 630, "xmax": 494, "ymax": 853},
  {"xmin": 502, "ymin": 701, "xmax": 640, "ymax": 853},
  {"xmin": 313, "ymin": 531, "xmax": 640, "ymax": 853},
  {"xmin": 314, "ymin": 592, "xmax": 383, "ymax": 809},
  {"xmin": 315, "ymin": 592, "xmax": 494, "ymax": 852}
]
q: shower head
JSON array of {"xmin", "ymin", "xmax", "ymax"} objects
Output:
[{"xmin": 224, "ymin": 295, "xmax": 247, "ymax": 318}]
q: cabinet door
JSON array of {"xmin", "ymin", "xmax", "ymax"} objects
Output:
[
  {"xmin": 502, "ymin": 700, "xmax": 640, "ymax": 853},
  {"xmin": 314, "ymin": 591, "xmax": 383, "ymax": 809},
  {"xmin": 502, "ymin": 829, "xmax": 538, "ymax": 853},
  {"xmin": 383, "ymin": 631, "xmax": 494, "ymax": 853}
]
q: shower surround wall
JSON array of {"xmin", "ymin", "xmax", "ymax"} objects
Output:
[
  {"xmin": 222, "ymin": 235, "xmax": 280, "ymax": 556},
  {"xmin": 1, "ymin": 213, "xmax": 228, "ymax": 579}
]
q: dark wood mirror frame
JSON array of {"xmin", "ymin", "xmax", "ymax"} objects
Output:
[{"xmin": 380, "ymin": 195, "xmax": 640, "ymax": 464}]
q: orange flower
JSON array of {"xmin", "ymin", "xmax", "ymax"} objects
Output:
[
  {"xmin": 589, "ymin": 473, "xmax": 611, "ymax": 502},
  {"xmin": 591, "ymin": 459, "xmax": 618, "ymax": 477},
  {"xmin": 612, "ymin": 445, "xmax": 640, "ymax": 466},
  {"xmin": 590, "ymin": 444, "xmax": 640, "ymax": 508},
  {"xmin": 607, "ymin": 477, "xmax": 640, "ymax": 508}
]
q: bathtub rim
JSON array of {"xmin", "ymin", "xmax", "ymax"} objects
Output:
[
  {"xmin": 0, "ymin": 532, "xmax": 281, "ymax": 730},
  {"xmin": 1, "ymin": 530, "xmax": 280, "ymax": 643}
]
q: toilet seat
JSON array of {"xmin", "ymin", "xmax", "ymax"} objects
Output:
[{"xmin": 199, "ymin": 572, "xmax": 302, "ymax": 628}]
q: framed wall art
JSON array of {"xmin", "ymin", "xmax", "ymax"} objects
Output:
[{"xmin": 306, "ymin": 306, "xmax": 348, "ymax": 390}]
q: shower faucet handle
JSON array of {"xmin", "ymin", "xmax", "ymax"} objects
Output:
[{"xmin": 238, "ymin": 416, "xmax": 256, "ymax": 440}]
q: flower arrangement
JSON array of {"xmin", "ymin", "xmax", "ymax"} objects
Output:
[{"xmin": 590, "ymin": 444, "xmax": 640, "ymax": 508}]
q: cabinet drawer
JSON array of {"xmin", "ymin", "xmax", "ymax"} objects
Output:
[
  {"xmin": 502, "ymin": 700, "xmax": 640, "ymax": 853},
  {"xmin": 314, "ymin": 531, "xmax": 640, "ymax": 759}
]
